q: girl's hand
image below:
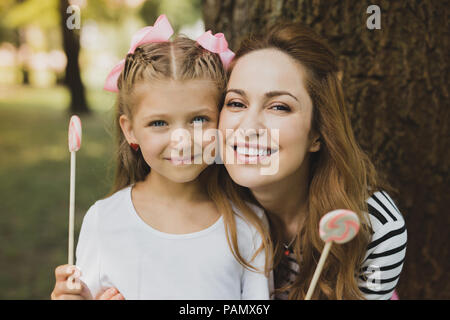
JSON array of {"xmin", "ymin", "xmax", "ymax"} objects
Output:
[
  {"xmin": 96, "ymin": 287, "xmax": 125, "ymax": 300},
  {"xmin": 51, "ymin": 264, "xmax": 92, "ymax": 300}
]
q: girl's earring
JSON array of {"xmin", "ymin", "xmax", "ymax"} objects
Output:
[{"xmin": 130, "ymin": 143, "xmax": 139, "ymax": 151}]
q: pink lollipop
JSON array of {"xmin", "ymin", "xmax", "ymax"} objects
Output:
[
  {"xmin": 319, "ymin": 209, "xmax": 360, "ymax": 244},
  {"xmin": 68, "ymin": 115, "xmax": 82, "ymax": 152},
  {"xmin": 67, "ymin": 115, "xmax": 82, "ymax": 266},
  {"xmin": 305, "ymin": 209, "xmax": 360, "ymax": 300}
]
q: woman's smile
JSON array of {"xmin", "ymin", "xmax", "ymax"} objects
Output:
[
  {"xmin": 164, "ymin": 153, "xmax": 202, "ymax": 166},
  {"xmin": 230, "ymin": 142, "xmax": 279, "ymax": 164}
]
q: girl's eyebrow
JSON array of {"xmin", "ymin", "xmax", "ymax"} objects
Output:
[
  {"xmin": 225, "ymin": 88, "xmax": 299, "ymax": 102},
  {"xmin": 141, "ymin": 107, "xmax": 215, "ymax": 121},
  {"xmin": 142, "ymin": 113, "xmax": 168, "ymax": 121},
  {"xmin": 186, "ymin": 107, "xmax": 217, "ymax": 116}
]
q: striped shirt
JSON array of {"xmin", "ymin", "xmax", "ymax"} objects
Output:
[{"xmin": 274, "ymin": 191, "xmax": 407, "ymax": 300}]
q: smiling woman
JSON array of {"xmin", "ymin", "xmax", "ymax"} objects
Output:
[
  {"xmin": 220, "ymin": 48, "xmax": 319, "ymax": 189},
  {"xmin": 218, "ymin": 22, "xmax": 407, "ymax": 300}
]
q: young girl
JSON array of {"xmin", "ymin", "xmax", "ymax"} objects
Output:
[{"xmin": 51, "ymin": 15, "xmax": 272, "ymax": 300}]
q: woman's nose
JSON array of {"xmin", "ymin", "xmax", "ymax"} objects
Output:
[
  {"xmin": 239, "ymin": 107, "xmax": 265, "ymax": 132},
  {"xmin": 236, "ymin": 107, "xmax": 266, "ymax": 141}
]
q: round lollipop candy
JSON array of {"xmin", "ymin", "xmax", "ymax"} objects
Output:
[
  {"xmin": 67, "ymin": 115, "xmax": 82, "ymax": 266},
  {"xmin": 319, "ymin": 209, "xmax": 360, "ymax": 244},
  {"xmin": 305, "ymin": 209, "xmax": 360, "ymax": 300}
]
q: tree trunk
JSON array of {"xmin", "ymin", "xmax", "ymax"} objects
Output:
[
  {"xmin": 13, "ymin": 0, "xmax": 29, "ymax": 85},
  {"xmin": 14, "ymin": 28, "xmax": 30, "ymax": 86},
  {"xmin": 59, "ymin": 0, "xmax": 89, "ymax": 114},
  {"xmin": 203, "ymin": 0, "xmax": 449, "ymax": 299}
]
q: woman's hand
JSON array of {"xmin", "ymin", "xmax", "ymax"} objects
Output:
[{"xmin": 51, "ymin": 264, "xmax": 92, "ymax": 300}]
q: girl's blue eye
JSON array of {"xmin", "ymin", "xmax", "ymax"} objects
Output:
[
  {"xmin": 192, "ymin": 116, "xmax": 209, "ymax": 124},
  {"xmin": 226, "ymin": 101, "xmax": 245, "ymax": 108},
  {"xmin": 149, "ymin": 120, "xmax": 167, "ymax": 127}
]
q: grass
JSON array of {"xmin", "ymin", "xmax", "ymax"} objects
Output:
[{"xmin": 0, "ymin": 85, "xmax": 118, "ymax": 299}]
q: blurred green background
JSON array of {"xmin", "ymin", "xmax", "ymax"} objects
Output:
[{"xmin": 0, "ymin": 0, "xmax": 202, "ymax": 299}]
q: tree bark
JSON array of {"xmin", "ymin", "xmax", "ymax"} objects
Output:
[
  {"xmin": 59, "ymin": 0, "xmax": 89, "ymax": 114},
  {"xmin": 203, "ymin": 0, "xmax": 449, "ymax": 299}
]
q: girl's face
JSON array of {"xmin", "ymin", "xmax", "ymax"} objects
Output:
[
  {"xmin": 218, "ymin": 49, "xmax": 320, "ymax": 190},
  {"xmin": 120, "ymin": 79, "xmax": 219, "ymax": 183}
]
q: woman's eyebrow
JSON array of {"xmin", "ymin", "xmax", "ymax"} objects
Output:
[
  {"xmin": 225, "ymin": 89, "xmax": 299, "ymax": 102},
  {"xmin": 225, "ymin": 89, "xmax": 247, "ymax": 97},
  {"xmin": 265, "ymin": 91, "xmax": 299, "ymax": 102}
]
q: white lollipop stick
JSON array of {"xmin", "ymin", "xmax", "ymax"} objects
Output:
[
  {"xmin": 305, "ymin": 209, "xmax": 360, "ymax": 300},
  {"xmin": 68, "ymin": 115, "xmax": 82, "ymax": 265},
  {"xmin": 305, "ymin": 241, "xmax": 332, "ymax": 300}
]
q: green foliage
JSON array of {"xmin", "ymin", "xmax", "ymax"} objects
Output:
[
  {"xmin": 139, "ymin": 0, "xmax": 202, "ymax": 32},
  {"xmin": 2, "ymin": 0, "xmax": 202, "ymax": 31},
  {"xmin": 1, "ymin": 0, "xmax": 59, "ymax": 29},
  {"xmin": 83, "ymin": 0, "xmax": 138, "ymax": 23},
  {"xmin": 138, "ymin": 0, "xmax": 159, "ymax": 25},
  {"xmin": 0, "ymin": 0, "xmax": 203, "ymax": 45}
]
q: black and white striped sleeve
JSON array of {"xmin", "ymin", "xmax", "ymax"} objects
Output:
[{"xmin": 358, "ymin": 191, "xmax": 407, "ymax": 300}]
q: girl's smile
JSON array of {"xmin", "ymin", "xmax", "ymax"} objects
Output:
[{"xmin": 164, "ymin": 153, "xmax": 203, "ymax": 166}]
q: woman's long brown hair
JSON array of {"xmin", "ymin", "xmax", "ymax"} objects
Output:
[
  {"xmin": 223, "ymin": 22, "xmax": 386, "ymax": 299},
  {"xmin": 107, "ymin": 36, "xmax": 273, "ymax": 276}
]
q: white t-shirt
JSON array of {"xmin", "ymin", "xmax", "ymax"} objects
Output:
[{"xmin": 75, "ymin": 186, "xmax": 272, "ymax": 300}]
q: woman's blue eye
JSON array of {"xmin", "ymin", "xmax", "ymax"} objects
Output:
[
  {"xmin": 192, "ymin": 116, "xmax": 208, "ymax": 124},
  {"xmin": 226, "ymin": 101, "xmax": 245, "ymax": 108},
  {"xmin": 149, "ymin": 120, "xmax": 167, "ymax": 127},
  {"xmin": 270, "ymin": 105, "xmax": 291, "ymax": 111}
]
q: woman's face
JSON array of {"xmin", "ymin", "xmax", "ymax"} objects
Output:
[{"xmin": 218, "ymin": 48, "xmax": 320, "ymax": 190}]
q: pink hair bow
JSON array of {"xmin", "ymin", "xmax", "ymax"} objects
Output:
[
  {"xmin": 103, "ymin": 14, "xmax": 174, "ymax": 92},
  {"xmin": 196, "ymin": 30, "xmax": 235, "ymax": 69}
]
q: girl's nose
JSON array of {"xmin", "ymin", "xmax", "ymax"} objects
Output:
[{"xmin": 169, "ymin": 127, "xmax": 193, "ymax": 152}]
